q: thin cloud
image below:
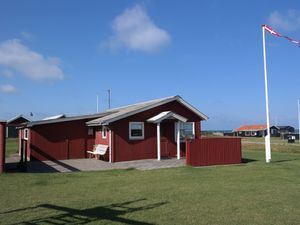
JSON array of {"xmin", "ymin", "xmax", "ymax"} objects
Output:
[
  {"xmin": 0, "ymin": 69, "xmax": 14, "ymax": 78},
  {"xmin": 0, "ymin": 84, "xmax": 16, "ymax": 93},
  {"xmin": 267, "ymin": 10, "xmax": 300, "ymax": 32},
  {"xmin": 0, "ymin": 39, "xmax": 64, "ymax": 81},
  {"xmin": 102, "ymin": 5, "xmax": 171, "ymax": 53},
  {"xmin": 20, "ymin": 31, "xmax": 35, "ymax": 41}
]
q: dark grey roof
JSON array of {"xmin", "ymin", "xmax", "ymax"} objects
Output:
[
  {"xmin": 25, "ymin": 95, "xmax": 208, "ymax": 128},
  {"xmin": 27, "ymin": 111, "xmax": 116, "ymax": 127},
  {"xmin": 7, "ymin": 114, "xmax": 31, "ymax": 124},
  {"xmin": 87, "ymin": 95, "xmax": 208, "ymax": 126},
  {"xmin": 277, "ymin": 126, "xmax": 294, "ymax": 129},
  {"xmin": 271, "ymin": 125, "xmax": 294, "ymax": 130}
]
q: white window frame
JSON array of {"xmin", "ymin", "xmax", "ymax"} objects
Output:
[
  {"xmin": 175, "ymin": 122, "xmax": 195, "ymax": 143},
  {"xmin": 129, "ymin": 122, "xmax": 144, "ymax": 140},
  {"xmin": 24, "ymin": 128, "xmax": 29, "ymax": 140},
  {"xmin": 102, "ymin": 127, "xmax": 107, "ymax": 139}
]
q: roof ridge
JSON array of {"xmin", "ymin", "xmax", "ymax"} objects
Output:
[{"xmin": 105, "ymin": 95, "xmax": 178, "ymax": 112}]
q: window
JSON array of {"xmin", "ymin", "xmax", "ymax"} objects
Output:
[
  {"xmin": 102, "ymin": 127, "xmax": 107, "ymax": 139},
  {"xmin": 175, "ymin": 122, "xmax": 195, "ymax": 142},
  {"xmin": 129, "ymin": 122, "xmax": 144, "ymax": 140},
  {"xmin": 24, "ymin": 128, "xmax": 29, "ymax": 140},
  {"xmin": 88, "ymin": 128, "xmax": 94, "ymax": 135}
]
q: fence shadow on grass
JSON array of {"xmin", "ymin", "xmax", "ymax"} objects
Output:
[
  {"xmin": 1, "ymin": 198, "xmax": 168, "ymax": 225},
  {"xmin": 242, "ymin": 158, "xmax": 258, "ymax": 163},
  {"xmin": 271, "ymin": 158, "xmax": 299, "ymax": 163}
]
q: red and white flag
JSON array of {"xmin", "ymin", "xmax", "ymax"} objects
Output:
[
  {"xmin": 262, "ymin": 24, "xmax": 300, "ymax": 47},
  {"xmin": 262, "ymin": 24, "xmax": 282, "ymax": 37}
]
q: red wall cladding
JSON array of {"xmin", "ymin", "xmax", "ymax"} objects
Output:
[
  {"xmin": 95, "ymin": 127, "xmax": 109, "ymax": 145},
  {"xmin": 0, "ymin": 122, "xmax": 6, "ymax": 173},
  {"xmin": 111, "ymin": 100, "xmax": 203, "ymax": 162},
  {"xmin": 29, "ymin": 120, "xmax": 95, "ymax": 161},
  {"xmin": 186, "ymin": 137, "xmax": 241, "ymax": 167}
]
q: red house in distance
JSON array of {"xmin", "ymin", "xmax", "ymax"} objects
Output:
[{"xmin": 18, "ymin": 95, "xmax": 208, "ymax": 163}]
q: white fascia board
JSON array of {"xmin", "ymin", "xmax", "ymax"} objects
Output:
[
  {"xmin": 147, "ymin": 111, "xmax": 188, "ymax": 123},
  {"xmin": 7, "ymin": 114, "xmax": 31, "ymax": 123},
  {"xmin": 177, "ymin": 98, "xmax": 209, "ymax": 120}
]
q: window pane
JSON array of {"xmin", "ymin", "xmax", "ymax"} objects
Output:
[
  {"xmin": 176, "ymin": 122, "xmax": 194, "ymax": 141},
  {"xmin": 131, "ymin": 129, "xmax": 142, "ymax": 137},
  {"xmin": 129, "ymin": 122, "xmax": 144, "ymax": 139},
  {"xmin": 131, "ymin": 124, "xmax": 142, "ymax": 130}
]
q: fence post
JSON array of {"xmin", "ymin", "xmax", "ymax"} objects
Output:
[{"xmin": 0, "ymin": 121, "xmax": 7, "ymax": 173}]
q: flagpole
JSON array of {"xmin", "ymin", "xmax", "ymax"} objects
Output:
[
  {"xmin": 298, "ymin": 98, "xmax": 300, "ymax": 143},
  {"xmin": 262, "ymin": 26, "xmax": 271, "ymax": 163}
]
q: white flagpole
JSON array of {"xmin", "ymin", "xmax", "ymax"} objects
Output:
[
  {"xmin": 298, "ymin": 98, "xmax": 300, "ymax": 143},
  {"xmin": 262, "ymin": 26, "xmax": 272, "ymax": 163}
]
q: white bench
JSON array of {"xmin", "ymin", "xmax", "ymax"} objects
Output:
[{"xmin": 87, "ymin": 144, "xmax": 108, "ymax": 159}]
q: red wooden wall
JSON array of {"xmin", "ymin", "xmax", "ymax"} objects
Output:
[
  {"xmin": 186, "ymin": 137, "xmax": 241, "ymax": 167},
  {"xmin": 27, "ymin": 120, "xmax": 95, "ymax": 161},
  {"xmin": 111, "ymin": 100, "xmax": 203, "ymax": 162},
  {"xmin": 95, "ymin": 127, "xmax": 109, "ymax": 145},
  {"xmin": 0, "ymin": 122, "xmax": 6, "ymax": 173}
]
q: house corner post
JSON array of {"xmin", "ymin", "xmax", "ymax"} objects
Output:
[
  {"xmin": 0, "ymin": 121, "xmax": 7, "ymax": 173},
  {"xmin": 185, "ymin": 139, "xmax": 191, "ymax": 166},
  {"xmin": 157, "ymin": 123, "xmax": 161, "ymax": 161},
  {"xmin": 177, "ymin": 122, "xmax": 180, "ymax": 159}
]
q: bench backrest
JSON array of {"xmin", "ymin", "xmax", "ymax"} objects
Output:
[{"xmin": 94, "ymin": 144, "xmax": 108, "ymax": 155}]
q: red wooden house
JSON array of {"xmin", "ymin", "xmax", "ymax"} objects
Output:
[{"xmin": 19, "ymin": 96, "xmax": 208, "ymax": 163}]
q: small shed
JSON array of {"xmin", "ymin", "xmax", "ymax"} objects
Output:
[{"xmin": 6, "ymin": 115, "xmax": 30, "ymax": 138}]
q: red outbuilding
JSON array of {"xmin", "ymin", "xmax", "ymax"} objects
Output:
[{"xmin": 19, "ymin": 96, "xmax": 208, "ymax": 163}]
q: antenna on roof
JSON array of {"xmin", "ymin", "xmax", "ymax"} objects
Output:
[
  {"xmin": 105, "ymin": 89, "xmax": 111, "ymax": 109},
  {"xmin": 96, "ymin": 95, "xmax": 99, "ymax": 113}
]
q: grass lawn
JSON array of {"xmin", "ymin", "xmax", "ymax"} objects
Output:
[
  {"xmin": 1, "ymin": 148, "xmax": 300, "ymax": 225},
  {"xmin": 242, "ymin": 137, "xmax": 300, "ymax": 153},
  {"xmin": 1, "ymin": 137, "xmax": 300, "ymax": 224},
  {"xmin": 5, "ymin": 138, "xmax": 18, "ymax": 156}
]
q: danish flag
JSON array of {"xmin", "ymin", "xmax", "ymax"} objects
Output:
[{"xmin": 262, "ymin": 24, "xmax": 300, "ymax": 47}]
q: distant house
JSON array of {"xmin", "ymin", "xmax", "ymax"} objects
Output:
[
  {"xmin": 6, "ymin": 115, "xmax": 30, "ymax": 138},
  {"xmin": 270, "ymin": 126, "xmax": 295, "ymax": 137},
  {"xmin": 233, "ymin": 125, "xmax": 267, "ymax": 137},
  {"xmin": 18, "ymin": 96, "xmax": 209, "ymax": 162},
  {"xmin": 234, "ymin": 124, "xmax": 295, "ymax": 137}
]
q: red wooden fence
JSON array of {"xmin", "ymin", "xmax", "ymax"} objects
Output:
[
  {"xmin": 0, "ymin": 121, "xmax": 6, "ymax": 173},
  {"xmin": 186, "ymin": 137, "xmax": 241, "ymax": 167}
]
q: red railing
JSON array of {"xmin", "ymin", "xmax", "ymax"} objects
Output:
[{"xmin": 186, "ymin": 137, "xmax": 241, "ymax": 167}]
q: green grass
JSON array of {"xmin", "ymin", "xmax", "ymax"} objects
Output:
[
  {"xmin": 5, "ymin": 138, "xmax": 18, "ymax": 156},
  {"xmin": 1, "ymin": 149, "xmax": 300, "ymax": 225},
  {"xmin": 242, "ymin": 137, "xmax": 300, "ymax": 153}
]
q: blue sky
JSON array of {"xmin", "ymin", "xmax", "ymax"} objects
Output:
[{"xmin": 0, "ymin": 0, "xmax": 300, "ymax": 130}]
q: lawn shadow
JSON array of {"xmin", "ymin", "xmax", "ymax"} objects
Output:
[
  {"xmin": 271, "ymin": 158, "xmax": 299, "ymax": 163},
  {"xmin": 242, "ymin": 158, "xmax": 258, "ymax": 163},
  {"xmin": 1, "ymin": 198, "xmax": 168, "ymax": 225}
]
